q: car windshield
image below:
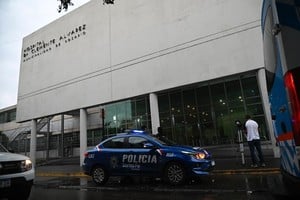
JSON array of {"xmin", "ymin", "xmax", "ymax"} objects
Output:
[{"xmin": 0, "ymin": 143, "xmax": 8, "ymax": 152}]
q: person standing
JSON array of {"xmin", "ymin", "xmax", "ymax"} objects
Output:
[
  {"xmin": 244, "ymin": 115, "xmax": 266, "ymax": 167},
  {"xmin": 155, "ymin": 127, "xmax": 163, "ymax": 138}
]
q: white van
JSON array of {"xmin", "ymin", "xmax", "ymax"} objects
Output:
[{"xmin": 0, "ymin": 143, "xmax": 35, "ymax": 200}]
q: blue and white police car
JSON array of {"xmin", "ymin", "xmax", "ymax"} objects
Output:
[{"xmin": 82, "ymin": 130, "xmax": 215, "ymax": 185}]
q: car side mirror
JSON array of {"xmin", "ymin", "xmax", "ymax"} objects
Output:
[
  {"xmin": 143, "ymin": 142, "xmax": 155, "ymax": 149},
  {"xmin": 8, "ymin": 148, "xmax": 15, "ymax": 153}
]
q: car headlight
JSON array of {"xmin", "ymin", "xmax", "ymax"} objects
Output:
[
  {"xmin": 181, "ymin": 151, "xmax": 206, "ymax": 160},
  {"xmin": 194, "ymin": 152, "xmax": 206, "ymax": 159},
  {"xmin": 21, "ymin": 159, "xmax": 33, "ymax": 171}
]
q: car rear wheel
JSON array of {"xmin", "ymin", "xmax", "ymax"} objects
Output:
[
  {"xmin": 91, "ymin": 166, "xmax": 109, "ymax": 185},
  {"xmin": 164, "ymin": 162, "xmax": 186, "ymax": 185}
]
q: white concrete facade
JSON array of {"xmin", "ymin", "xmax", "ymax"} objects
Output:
[
  {"xmin": 17, "ymin": 0, "xmax": 264, "ymax": 122},
  {"xmin": 14, "ymin": 0, "xmax": 276, "ymax": 164}
]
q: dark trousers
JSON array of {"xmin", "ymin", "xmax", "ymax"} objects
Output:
[{"xmin": 248, "ymin": 139, "xmax": 265, "ymax": 165}]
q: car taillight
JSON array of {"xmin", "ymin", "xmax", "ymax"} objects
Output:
[
  {"xmin": 284, "ymin": 68, "xmax": 300, "ymax": 145},
  {"xmin": 84, "ymin": 152, "xmax": 89, "ymax": 158}
]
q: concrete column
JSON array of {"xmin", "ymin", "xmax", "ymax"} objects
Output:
[
  {"xmin": 149, "ymin": 93, "xmax": 160, "ymax": 135},
  {"xmin": 30, "ymin": 119, "xmax": 37, "ymax": 166},
  {"xmin": 257, "ymin": 68, "xmax": 280, "ymax": 158},
  {"xmin": 80, "ymin": 109, "xmax": 87, "ymax": 165},
  {"xmin": 60, "ymin": 114, "xmax": 64, "ymax": 157},
  {"xmin": 46, "ymin": 118, "xmax": 50, "ymax": 160}
]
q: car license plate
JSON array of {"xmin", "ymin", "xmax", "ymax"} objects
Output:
[
  {"xmin": 211, "ymin": 160, "xmax": 215, "ymax": 166},
  {"xmin": 0, "ymin": 179, "xmax": 11, "ymax": 188}
]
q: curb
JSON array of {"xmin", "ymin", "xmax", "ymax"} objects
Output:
[
  {"xmin": 36, "ymin": 172, "xmax": 88, "ymax": 177},
  {"xmin": 213, "ymin": 167, "xmax": 280, "ymax": 175}
]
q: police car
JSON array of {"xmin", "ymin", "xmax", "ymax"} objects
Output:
[{"xmin": 82, "ymin": 130, "xmax": 215, "ymax": 185}]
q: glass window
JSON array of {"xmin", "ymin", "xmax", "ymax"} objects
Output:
[
  {"xmin": 130, "ymin": 100, "xmax": 136, "ymax": 116},
  {"xmin": 182, "ymin": 89, "xmax": 199, "ymax": 145},
  {"xmin": 50, "ymin": 135, "xmax": 59, "ymax": 149},
  {"xmin": 158, "ymin": 94, "xmax": 170, "ymax": 113},
  {"xmin": 156, "ymin": 74, "xmax": 267, "ymax": 146},
  {"xmin": 185, "ymin": 124, "xmax": 201, "ymax": 146},
  {"xmin": 87, "ymin": 129, "xmax": 103, "ymax": 146},
  {"xmin": 9, "ymin": 109, "xmax": 16, "ymax": 121},
  {"xmin": 103, "ymin": 96, "xmax": 150, "ymax": 134},
  {"xmin": 159, "ymin": 112, "xmax": 171, "ymax": 130},
  {"xmin": 103, "ymin": 137, "xmax": 125, "ymax": 148},
  {"xmin": 245, "ymin": 97, "xmax": 261, "ymax": 105},
  {"xmin": 247, "ymin": 104, "xmax": 264, "ymax": 116},
  {"xmin": 104, "ymin": 104, "xmax": 117, "ymax": 128},
  {"xmin": 197, "ymin": 86, "xmax": 210, "ymax": 106},
  {"xmin": 128, "ymin": 136, "xmax": 148, "ymax": 148},
  {"xmin": 198, "ymin": 107, "xmax": 212, "ymax": 123},
  {"xmin": 226, "ymin": 80, "xmax": 244, "ymax": 108},
  {"xmin": 183, "ymin": 89, "xmax": 196, "ymax": 108},
  {"xmin": 173, "ymin": 124, "xmax": 186, "ymax": 144},
  {"xmin": 0, "ymin": 109, "xmax": 16, "ymax": 123},
  {"xmin": 242, "ymin": 77, "xmax": 260, "ymax": 98},
  {"xmin": 0, "ymin": 113, "xmax": 5, "ymax": 124},
  {"xmin": 200, "ymin": 122, "xmax": 216, "ymax": 145},
  {"xmin": 0, "ymin": 143, "xmax": 8, "ymax": 152},
  {"xmin": 170, "ymin": 91, "xmax": 182, "ymax": 116},
  {"xmin": 241, "ymin": 76, "xmax": 264, "ymax": 116},
  {"xmin": 225, "ymin": 80, "xmax": 246, "ymax": 139},
  {"xmin": 183, "ymin": 89, "xmax": 197, "ymax": 125},
  {"xmin": 197, "ymin": 85, "xmax": 213, "ymax": 124},
  {"xmin": 136, "ymin": 99, "xmax": 146, "ymax": 116},
  {"xmin": 210, "ymin": 82, "xmax": 230, "ymax": 144},
  {"xmin": 211, "ymin": 83, "xmax": 227, "ymax": 110},
  {"xmin": 116, "ymin": 102, "xmax": 126, "ymax": 125}
]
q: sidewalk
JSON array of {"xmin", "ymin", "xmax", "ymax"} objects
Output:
[
  {"xmin": 35, "ymin": 144, "xmax": 281, "ymax": 177},
  {"xmin": 205, "ymin": 143, "xmax": 280, "ymax": 172}
]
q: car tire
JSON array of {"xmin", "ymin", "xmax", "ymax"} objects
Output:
[
  {"xmin": 8, "ymin": 191, "xmax": 30, "ymax": 200},
  {"xmin": 91, "ymin": 165, "xmax": 109, "ymax": 185},
  {"xmin": 8, "ymin": 181, "xmax": 32, "ymax": 200},
  {"xmin": 164, "ymin": 162, "xmax": 186, "ymax": 185}
]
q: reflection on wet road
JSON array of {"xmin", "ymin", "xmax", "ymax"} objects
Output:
[
  {"xmin": 29, "ymin": 187, "xmax": 275, "ymax": 200},
  {"xmin": 29, "ymin": 174, "xmax": 296, "ymax": 200}
]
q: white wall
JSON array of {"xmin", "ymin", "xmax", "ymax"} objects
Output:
[{"xmin": 17, "ymin": 0, "xmax": 264, "ymax": 122}]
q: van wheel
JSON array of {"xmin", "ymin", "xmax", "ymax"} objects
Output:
[
  {"xmin": 8, "ymin": 181, "xmax": 32, "ymax": 200},
  {"xmin": 91, "ymin": 166, "xmax": 109, "ymax": 185},
  {"xmin": 164, "ymin": 162, "xmax": 186, "ymax": 185}
]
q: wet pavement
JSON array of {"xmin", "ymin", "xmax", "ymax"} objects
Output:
[
  {"xmin": 28, "ymin": 186, "xmax": 277, "ymax": 200},
  {"xmin": 30, "ymin": 144, "xmax": 299, "ymax": 199},
  {"xmin": 31, "ymin": 173, "xmax": 295, "ymax": 200}
]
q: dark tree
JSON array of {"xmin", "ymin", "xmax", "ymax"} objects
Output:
[
  {"xmin": 57, "ymin": 0, "xmax": 114, "ymax": 13},
  {"xmin": 103, "ymin": 0, "xmax": 114, "ymax": 4},
  {"xmin": 58, "ymin": 0, "xmax": 74, "ymax": 13}
]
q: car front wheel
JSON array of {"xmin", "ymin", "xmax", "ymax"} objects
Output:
[
  {"xmin": 91, "ymin": 166, "xmax": 109, "ymax": 185},
  {"xmin": 164, "ymin": 162, "xmax": 186, "ymax": 185}
]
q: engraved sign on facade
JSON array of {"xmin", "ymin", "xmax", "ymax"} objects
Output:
[{"xmin": 22, "ymin": 24, "xmax": 87, "ymax": 63}]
